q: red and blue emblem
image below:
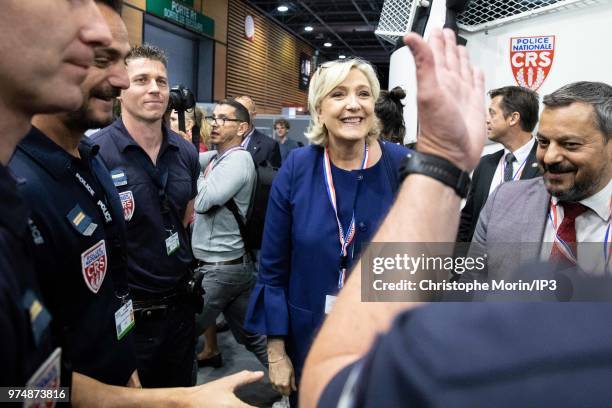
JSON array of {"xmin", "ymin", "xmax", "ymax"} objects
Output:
[
  {"xmin": 510, "ymin": 35, "xmax": 555, "ymax": 91},
  {"xmin": 119, "ymin": 191, "xmax": 135, "ymax": 222},
  {"xmin": 81, "ymin": 240, "xmax": 107, "ymax": 294}
]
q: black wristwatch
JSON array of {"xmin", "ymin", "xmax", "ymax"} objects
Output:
[{"xmin": 399, "ymin": 151, "xmax": 471, "ymax": 198}]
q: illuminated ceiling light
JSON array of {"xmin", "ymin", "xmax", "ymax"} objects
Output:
[
  {"xmin": 304, "ymin": 26, "xmax": 313, "ymax": 32},
  {"xmin": 338, "ymin": 54, "xmax": 346, "ymax": 59},
  {"xmin": 324, "ymin": 42, "xmax": 332, "ymax": 47},
  {"xmin": 277, "ymin": 5, "xmax": 289, "ymax": 12}
]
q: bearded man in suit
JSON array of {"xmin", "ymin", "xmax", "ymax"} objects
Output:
[{"xmin": 464, "ymin": 81, "xmax": 612, "ymax": 282}]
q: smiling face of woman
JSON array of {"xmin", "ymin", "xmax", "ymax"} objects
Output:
[{"xmin": 317, "ymin": 68, "xmax": 375, "ymax": 145}]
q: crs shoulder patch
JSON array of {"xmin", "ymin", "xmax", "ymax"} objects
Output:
[
  {"xmin": 26, "ymin": 347, "xmax": 62, "ymax": 394},
  {"xmin": 81, "ymin": 240, "xmax": 107, "ymax": 294}
]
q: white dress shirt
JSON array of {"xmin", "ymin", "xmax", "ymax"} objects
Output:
[{"xmin": 488, "ymin": 138, "xmax": 536, "ymax": 196}]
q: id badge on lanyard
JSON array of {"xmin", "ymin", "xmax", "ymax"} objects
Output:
[
  {"xmin": 115, "ymin": 299, "xmax": 135, "ymax": 340},
  {"xmin": 165, "ymin": 230, "xmax": 180, "ymax": 255}
]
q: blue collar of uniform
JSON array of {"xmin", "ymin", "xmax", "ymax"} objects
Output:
[
  {"xmin": 110, "ymin": 118, "xmax": 181, "ymax": 154},
  {"xmin": 17, "ymin": 126, "xmax": 99, "ymax": 180},
  {"xmin": 79, "ymin": 136, "xmax": 100, "ymax": 159}
]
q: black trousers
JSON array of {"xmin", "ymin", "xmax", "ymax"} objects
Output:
[{"xmin": 133, "ymin": 300, "xmax": 196, "ymax": 387}]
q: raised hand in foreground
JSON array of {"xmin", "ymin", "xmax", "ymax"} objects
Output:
[{"xmin": 404, "ymin": 28, "xmax": 486, "ymax": 172}]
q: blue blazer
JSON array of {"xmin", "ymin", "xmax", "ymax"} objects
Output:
[{"xmin": 245, "ymin": 141, "xmax": 409, "ymax": 378}]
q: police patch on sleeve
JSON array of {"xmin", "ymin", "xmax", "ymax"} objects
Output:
[
  {"xmin": 81, "ymin": 240, "xmax": 107, "ymax": 294},
  {"xmin": 119, "ymin": 190, "xmax": 135, "ymax": 222},
  {"xmin": 110, "ymin": 168, "xmax": 128, "ymax": 187}
]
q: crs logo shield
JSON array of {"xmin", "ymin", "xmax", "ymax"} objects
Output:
[
  {"xmin": 120, "ymin": 190, "xmax": 135, "ymax": 222},
  {"xmin": 26, "ymin": 348, "xmax": 62, "ymax": 408},
  {"xmin": 510, "ymin": 36, "xmax": 555, "ymax": 91},
  {"xmin": 81, "ymin": 240, "xmax": 107, "ymax": 293}
]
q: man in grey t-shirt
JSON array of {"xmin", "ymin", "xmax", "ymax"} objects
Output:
[{"xmin": 192, "ymin": 98, "xmax": 268, "ymax": 368}]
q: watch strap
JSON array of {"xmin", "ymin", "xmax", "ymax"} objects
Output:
[{"xmin": 399, "ymin": 151, "xmax": 471, "ymax": 198}]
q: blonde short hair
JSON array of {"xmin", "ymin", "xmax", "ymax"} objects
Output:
[{"xmin": 305, "ymin": 58, "xmax": 381, "ymax": 146}]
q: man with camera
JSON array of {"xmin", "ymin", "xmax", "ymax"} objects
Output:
[{"xmin": 93, "ymin": 44, "xmax": 201, "ymax": 388}]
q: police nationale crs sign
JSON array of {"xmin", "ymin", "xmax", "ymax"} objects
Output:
[{"xmin": 510, "ymin": 36, "xmax": 555, "ymax": 91}]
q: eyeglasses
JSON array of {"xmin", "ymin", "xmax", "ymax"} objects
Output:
[{"xmin": 204, "ymin": 116, "xmax": 243, "ymax": 126}]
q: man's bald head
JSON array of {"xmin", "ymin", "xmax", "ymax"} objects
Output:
[{"xmin": 236, "ymin": 95, "xmax": 257, "ymax": 122}]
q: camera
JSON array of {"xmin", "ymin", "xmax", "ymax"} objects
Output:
[
  {"xmin": 167, "ymin": 85, "xmax": 201, "ymax": 150},
  {"xmin": 168, "ymin": 84, "xmax": 195, "ymax": 113}
]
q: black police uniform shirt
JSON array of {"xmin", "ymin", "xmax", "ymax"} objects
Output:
[
  {"xmin": 9, "ymin": 127, "xmax": 136, "ymax": 386},
  {"xmin": 0, "ymin": 164, "xmax": 57, "ymax": 387},
  {"xmin": 92, "ymin": 119, "xmax": 200, "ymax": 294},
  {"xmin": 320, "ymin": 303, "xmax": 612, "ymax": 407}
]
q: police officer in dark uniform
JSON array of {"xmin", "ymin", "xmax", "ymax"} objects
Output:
[
  {"xmin": 0, "ymin": 0, "xmax": 113, "ymax": 399},
  {"xmin": 8, "ymin": 0, "xmax": 138, "ymax": 387},
  {"xmin": 0, "ymin": 166, "xmax": 60, "ymax": 389},
  {"xmin": 93, "ymin": 44, "xmax": 201, "ymax": 387},
  {"xmin": 0, "ymin": 0, "xmax": 266, "ymax": 402},
  {"xmin": 10, "ymin": 126, "xmax": 137, "ymax": 385}
]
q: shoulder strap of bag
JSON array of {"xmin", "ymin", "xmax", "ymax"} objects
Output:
[
  {"xmin": 225, "ymin": 199, "xmax": 254, "ymax": 260},
  {"xmin": 224, "ymin": 153, "xmax": 258, "ymax": 259}
]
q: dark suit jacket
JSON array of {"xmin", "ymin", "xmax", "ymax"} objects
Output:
[
  {"xmin": 457, "ymin": 141, "xmax": 541, "ymax": 244},
  {"xmin": 246, "ymin": 129, "xmax": 282, "ymax": 168}
]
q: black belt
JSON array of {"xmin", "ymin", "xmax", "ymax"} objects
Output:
[
  {"xmin": 197, "ymin": 255, "xmax": 246, "ymax": 267},
  {"xmin": 132, "ymin": 290, "xmax": 181, "ymax": 311},
  {"xmin": 133, "ymin": 304, "xmax": 171, "ymax": 317}
]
